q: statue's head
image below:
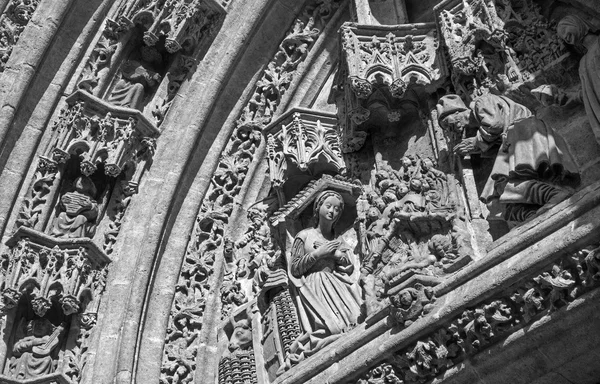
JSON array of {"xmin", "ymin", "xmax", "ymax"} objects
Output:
[
  {"xmin": 557, "ymin": 15, "xmax": 589, "ymax": 47},
  {"xmin": 28, "ymin": 318, "xmax": 54, "ymax": 337},
  {"xmin": 437, "ymin": 95, "xmax": 470, "ymax": 133},
  {"xmin": 73, "ymin": 176, "xmax": 97, "ymax": 197},
  {"xmin": 313, "ymin": 190, "xmax": 344, "ymax": 228}
]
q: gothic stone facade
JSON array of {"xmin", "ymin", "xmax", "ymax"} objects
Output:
[{"xmin": 0, "ymin": 0, "xmax": 599, "ymax": 383}]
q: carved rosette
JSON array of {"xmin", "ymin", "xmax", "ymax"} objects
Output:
[
  {"xmin": 355, "ymin": 245, "xmax": 600, "ymax": 384},
  {"xmin": 266, "ymin": 108, "xmax": 346, "ymax": 194},
  {"xmin": 0, "ymin": 227, "xmax": 110, "ymax": 316}
]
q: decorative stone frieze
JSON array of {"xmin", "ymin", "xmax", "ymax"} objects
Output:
[
  {"xmin": 0, "ymin": 0, "xmax": 40, "ymax": 72},
  {"xmin": 0, "ymin": 227, "xmax": 109, "ymax": 384},
  {"xmin": 356, "ymin": 244, "xmax": 600, "ymax": 384}
]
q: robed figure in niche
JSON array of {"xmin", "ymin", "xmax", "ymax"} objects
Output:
[
  {"xmin": 6, "ymin": 319, "xmax": 65, "ymax": 379},
  {"xmin": 51, "ymin": 176, "xmax": 99, "ymax": 238},
  {"xmin": 280, "ymin": 190, "xmax": 363, "ymax": 372}
]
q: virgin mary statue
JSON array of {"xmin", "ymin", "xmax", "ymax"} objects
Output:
[{"xmin": 280, "ymin": 190, "xmax": 363, "ymax": 372}]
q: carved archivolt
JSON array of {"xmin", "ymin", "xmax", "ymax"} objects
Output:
[{"xmin": 160, "ymin": 1, "xmax": 343, "ymax": 383}]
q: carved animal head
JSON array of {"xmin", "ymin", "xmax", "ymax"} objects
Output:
[{"xmin": 228, "ymin": 319, "xmax": 253, "ymax": 352}]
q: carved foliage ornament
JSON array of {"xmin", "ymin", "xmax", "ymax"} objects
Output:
[
  {"xmin": 160, "ymin": 1, "xmax": 342, "ymax": 382},
  {"xmin": 357, "ymin": 245, "xmax": 600, "ymax": 384}
]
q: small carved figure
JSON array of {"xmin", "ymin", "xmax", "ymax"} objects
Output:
[
  {"xmin": 226, "ymin": 319, "xmax": 253, "ymax": 354},
  {"xmin": 6, "ymin": 319, "xmax": 65, "ymax": 379},
  {"xmin": 107, "ymin": 60, "xmax": 161, "ymax": 110},
  {"xmin": 437, "ymin": 94, "xmax": 580, "ymax": 221},
  {"xmin": 52, "ymin": 176, "xmax": 99, "ymax": 238}
]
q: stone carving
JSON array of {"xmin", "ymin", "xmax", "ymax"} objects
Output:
[
  {"xmin": 78, "ymin": 18, "xmax": 131, "ymax": 93},
  {"xmin": 161, "ymin": 1, "xmax": 342, "ymax": 380},
  {"xmin": 266, "ymin": 109, "xmax": 346, "ymax": 197},
  {"xmin": 160, "ymin": 203, "xmax": 224, "ymax": 383},
  {"xmin": 357, "ymin": 363, "xmax": 403, "ymax": 384},
  {"xmin": 48, "ymin": 91, "xmax": 159, "ymax": 179},
  {"xmin": 116, "ymin": 0, "xmax": 225, "ymax": 54},
  {"xmin": 103, "ymin": 181, "xmax": 137, "ymax": 255},
  {"xmin": 4, "ymin": 319, "xmax": 65, "ymax": 379},
  {"xmin": 15, "ymin": 157, "xmax": 58, "ymax": 230},
  {"xmin": 0, "ymin": 0, "xmax": 40, "ymax": 72},
  {"xmin": 389, "ymin": 283, "xmax": 435, "ymax": 327},
  {"xmin": 436, "ymin": 0, "xmax": 565, "ymax": 100},
  {"xmin": 357, "ymin": 244, "xmax": 600, "ymax": 384},
  {"xmin": 0, "ymin": 229, "xmax": 110, "ymax": 316},
  {"xmin": 152, "ymin": 55, "xmax": 197, "ymax": 126},
  {"xmin": 336, "ymin": 23, "xmax": 446, "ymax": 152},
  {"xmin": 353, "ymin": 153, "xmax": 471, "ymax": 310},
  {"xmin": 51, "ymin": 176, "xmax": 99, "ymax": 239},
  {"xmin": 533, "ymin": 15, "xmax": 600, "ymax": 147},
  {"xmin": 107, "ymin": 60, "xmax": 162, "ymax": 110},
  {"xmin": 437, "ymin": 93, "xmax": 580, "ymax": 222},
  {"xmin": 279, "ymin": 190, "xmax": 363, "ymax": 372},
  {"xmin": 218, "ymin": 318, "xmax": 258, "ymax": 384}
]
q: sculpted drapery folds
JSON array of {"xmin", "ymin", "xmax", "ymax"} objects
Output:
[
  {"xmin": 51, "ymin": 176, "xmax": 99, "ymax": 239},
  {"xmin": 281, "ymin": 191, "xmax": 363, "ymax": 371},
  {"xmin": 535, "ymin": 15, "xmax": 600, "ymax": 147},
  {"xmin": 437, "ymin": 94, "xmax": 580, "ymax": 221},
  {"xmin": 5, "ymin": 319, "xmax": 65, "ymax": 379}
]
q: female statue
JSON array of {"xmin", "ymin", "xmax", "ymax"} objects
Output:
[{"xmin": 281, "ymin": 190, "xmax": 362, "ymax": 371}]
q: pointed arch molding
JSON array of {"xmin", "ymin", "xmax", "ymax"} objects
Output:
[{"xmin": 72, "ymin": 0, "xmax": 349, "ymax": 383}]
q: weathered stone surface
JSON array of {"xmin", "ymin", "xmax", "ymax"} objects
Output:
[{"xmin": 0, "ymin": 1, "xmax": 599, "ymax": 384}]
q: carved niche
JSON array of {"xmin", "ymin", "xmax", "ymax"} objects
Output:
[
  {"xmin": 16, "ymin": 90, "xmax": 158, "ymax": 243},
  {"xmin": 435, "ymin": 0, "xmax": 567, "ymax": 101},
  {"xmin": 266, "ymin": 108, "xmax": 346, "ymax": 204},
  {"xmin": 0, "ymin": 228, "xmax": 108, "ymax": 384},
  {"xmin": 77, "ymin": 0, "xmax": 226, "ymax": 125},
  {"xmin": 333, "ymin": 22, "xmax": 447, "ymax": 152}
]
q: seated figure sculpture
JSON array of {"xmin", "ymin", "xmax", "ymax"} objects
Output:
[
  {"xmin": 52, "ymin": 176, "xmax": 99, "ymax": 238},
  {"xmin": 437, "ymin": 94, "xmax": 580, "ymax": 221},
  {"xmin": 279, "ymin": 190, "xmax": 363, "ymax": 372},
  {"xmin": 107, "ymin": 60, "xmax": 161, "ymax": 111},
  {"xmin": 6, "ymin": 319, "xmax": 65, "ymax": 379}
]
